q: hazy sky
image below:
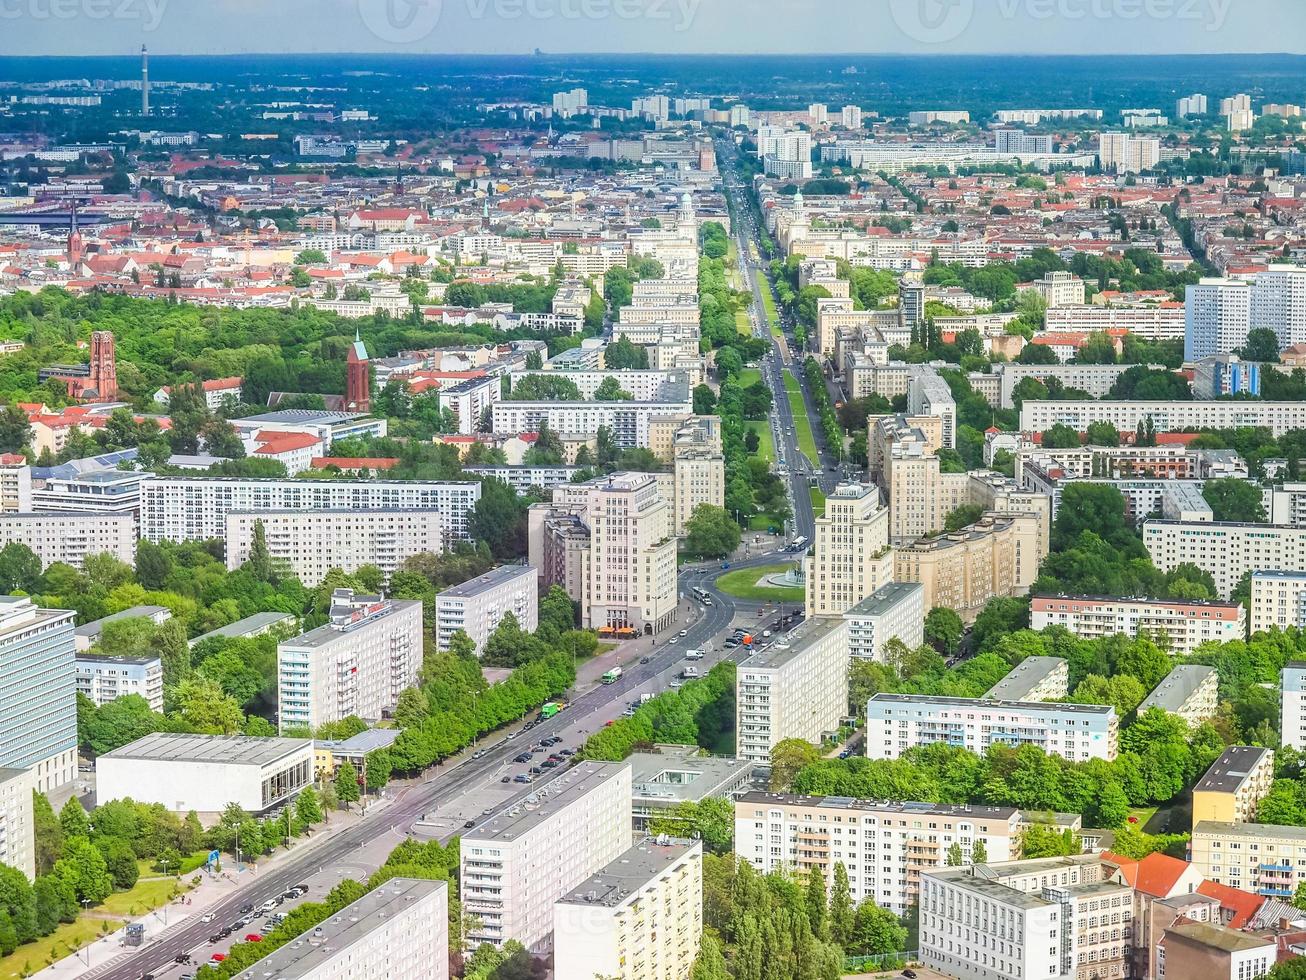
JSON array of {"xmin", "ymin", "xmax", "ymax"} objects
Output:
[{"xmin": 2, "ymin": 0, "xmax": 1305, "ymax": 57}]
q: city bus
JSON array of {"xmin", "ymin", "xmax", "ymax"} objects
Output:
[{"xmin": 691, "ymin": 587, "xmax": 712, "ymax": 605}]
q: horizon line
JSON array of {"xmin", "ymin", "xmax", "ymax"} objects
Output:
[{"xmin": 1, "ymin": 49, "xmax": 1305, "ymax": 59}]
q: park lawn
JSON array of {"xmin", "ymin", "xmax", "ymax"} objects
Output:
[
  {"xmin": 593, "ymin": 642, "xmax": 617, "ymax": 658},
  {"xmin": 716, "ymin": 563, "xmax": 805, "ymax": 603},
  {"xmin": 810, "ymin": 486, "xmax": 826, "ymax": 517},
  {"xmin": 735, "ymin": 309, "xmax": 752, "ymax": 336},
  {"xmin": 783, "ymin": 371, "xmax": 819, "ymax": 465},
  {"xmin": 745, "ymin": 420, "xmax": 775, "ymax": 463},
  {"xmin": 0, "ymin": 915, "xmax": 124, "ymax": 979},
  {"xmin": 99, "ymin": 875, "xmax": 189, "ymax": 917},
  {"xmin": 737, "ymin": 367, "xmax": 762, "ymax": 388},
  {"xmin": 759, "ymin": 281, "xmax": 783, "ymax": 337}
]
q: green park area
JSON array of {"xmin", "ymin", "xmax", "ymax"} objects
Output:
[
  {"xmin": 782, "ymin": 371, "xmax": 819, "ymax": 465},
  {"xmin": 758, "ymin": 280, "xmax": 783, "ymax": 337},
  {"xmin": 716, "ymin": 563, "xmax": 806, "ymax": 603}
]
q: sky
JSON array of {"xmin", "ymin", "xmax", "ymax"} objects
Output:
[{"xmin": 1, "ymin": 0, "xmax": 1305, "ymax": 57}]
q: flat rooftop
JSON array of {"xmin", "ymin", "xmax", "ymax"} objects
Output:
[
  {"xmin": 238, "ymin": 409, "xmax": 368, "ymax": 425},
  {"xmin": 1139, "ymin": 665, "xmax": 1216, "ymax": 713},
  {"xmin": 75, "ymin": 653, "xmax": 158, "ymax": 667},
  {"xmin": 75, "ymin": 605, "xmax": 170, "ymax": 639},
  {"xmin": 984, "ymin": 656, "xmax": 1066, "ymax": 701},
  {"xmin": 188, "ymin": 611, "xmax": 296, "ymax": 648},
  {"xmin": 437, "ymin": 563, "xmax": 535, "ymax": 599},
  {"xmin": 736, "ymin": 792, "xmax": 1018, "ymax": 821},
  {"xmin": 1194, "ymin": 819, "xmax": 1306, "ymax": 842},
  {"xmin": 740, "ymin": 615, "xmax": 845, "ymax": 671},
  {"xmin": 844, "ymin": 582, "xmax": 922, "ymax": 618},
  {"xmin": 557, "ymin": 837, "xmax": 699, "ymax": 909},
  {"xmin": 1193, "ymin": 746, "xmax": 1273, "ymax": 795},
  {"xmin": 230, "ymin": 878, "xmax": 446, "ymax": 979},
  {"xmin": 281, "ymin": 598, "xmax": 418, "ymax": 650},
  {"xmin": 463, "ymin": 762, "xmax": 629, "ymax": 844},
  {"xmin": 870, "ymin": 692, "xmax": 1113, "ymax": 716},
  {"xmin": 926, "ymin": 865, "xmax": 1052, "ymax": 910},
  {"xmin": 1168, "ymin": 920, "xmax": 1274, "ymax": 954},
  {"xmin": 101, "ymin": 732, "xmax": 311, "ymax": 767},
  {"xmin": 630, "ymin": 745, "xmax": 753, "ymax": 806}
]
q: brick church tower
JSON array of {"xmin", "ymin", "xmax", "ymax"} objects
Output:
[
  {"xmin": 346, "ymin": 330, "xmax": 370, "ymax": 413},
  {"xmin": 88, "ymin": 331, "xmax": 117, "ymax": 400}
]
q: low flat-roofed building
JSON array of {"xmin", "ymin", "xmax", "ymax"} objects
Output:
[
  {"xmin": 74, "ymin": 604, "xmax": 172, "ymax": 652},
  {"xmin": 434, "ymin": 564, "xmax": 538, "ymax": 656},
  {"xmin": 1030, "ymin": 594, "xmax": 1245, "ymax": 653},
  {"xmin": 554, "ymin": 837, "xmax": 703, "ymax": 980},
  {"xmin": 1191, "ymin": 745, "xmax": 1275, "ymax": 830},
  {"xmin": 628, "ymin": 744, "xmax": 754, "ymax": 831},
  {"xmin": 1137, "ymin": 664, "xmax": 1219, "ymax": 725},
  {"xmin": 96, "ymin": 732, "xmax": 314, "ymax": 814},
  {"xmin": 983, "ymin": 656, "xmax": 1069, "ymax": 703},
  {"xmin": 1158, "ymin": 920, "xmax": 1274, "ymax": 980},
  {"xmin": 188, "ymin": 611, "xmax": 296, "ymax": 648},
  {"xmin": 75, "ymin": 654, "xmax": 163, "ymax": 711},
  {"xmin": 313, "ymin": 728, "xmax": 402, "ymax": 781},
  {"xmin": 842, "ymin": 582, "xmax": 925, "ymax": 661},
  {"xmin": 230, "ymin": 877, "xmax": 448, "ymax": 980}
]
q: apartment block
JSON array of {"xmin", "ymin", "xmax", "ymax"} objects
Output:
[
  {"xmin": 1043, "ymin": 305, "xmax": 1185, "ymax": 342},
  {"xmin": 1020, "ymin": 400, "xmax": 1306, "ymax": 439},
  {"xmin": 434, "ymin": 564, "xmax": 538, "ymax": 655},
  {"xmin": 1250, "ymin": 570, "xmax": 1306, "ymax": 634},
  {"xmin": 893, "ymin": 512, "xmax": 1039, "ymax": 618},
  {"xmin": 1029, "ymin": 595, "xmax": 1245, "ymax": 654},
  {"xmin": 907, "ymin": 368, "xmax": 957, "ymax": 449},
  {"xmin": 1099, "ymin": 131, "xmax": 1160, "ymax": 172},
  {"xmin": 553, "ymin": 837, "xmax": 702, "ymax": 980},
  {"xmin": 1157, "ymin": 921, "xmax": 1274, "ymax": 980},
  {"xmin": 277, "ymin": 590, "xmax": 423, "ymax": 732},
  {"xmin": 1250, "ymin": 265, "xmax": 1306, "ymax": 350},
  {"xmin": 983, "ymin": 657, "xmax": 1069, "ymax": 703},
  {"xmin": 736, "ymin": 617, "xmax": 849, "ymax": 765},
  {"xmin": 921, "ymin": 855, "xmax": 1135, "ymax": 980},
  {"xmin": 1191, "ymin": 746, "xmax": 1275, "ymax": 831},
  {"xmin": 140, "ymin": 477, "xmax": 480, "ymax": 543},
  {"xmin": 75, "ymin": 654, "xmax": 164, "ymax": 712},
  {"xmin": 670, "ymin": 415, "xmax": 725, "ymax": 537},
  {"xmin": 885, "ymin": 440, "xmax": 970, "ymax": 543},
  {"xmin": 1024, "ymin": 271, "xmax": 1085, "ymax": 308},
  {"xmin": 1191, "ymin": 820, "xmax": 1306, "ymax": 899},
  {"xmin": 866, "ymin": 693, "xmax": 1117, "ymax": 762},
  {"xmin": 230, "ymin": 878, "xmax": 448, "ymax": 980},
  {"xmin": 0, "ymin": 768, "xmax": 33, "ymax": 880},
  {"xmin": 0, "ymin": 511, "xmax": 135, "ymax": 568},
  {"xmin": 1283, "ymin": 662, "xmax": 1306, "ymax": 752},
  {"xmin": 1186, "ymin": 278, "xmax": 1253, "ymax": 362},
  {"xmin": 0, "ymin": 457, "xmax": 31, "ymax": 512},
  {"xmin": 842, "ymin": 582, "xmax": 925, "ymax": 661},
  {"xmin": 0, "ymin": 596, "xmax": 77, "ymax": 794},
  {"xmin": 1142, "ymin": 520, "xmax": 1306, "ymax": 599},
  {"xmin": 735, "ymin": 792, "xmax": 1021, "ymax": 915},
  {"xmin": 461, "ymin": 761, "xmax": 633, "ymax": 949},
  {"xmin": 803, "ymin": 483, "xmax": 894, "ymax": 617},
  {"xmin": 1137, "ymin": 665, "xmax": 1219, "ymax": 726},
  {"xmin": 224, "ymin": 509, "xmax": 444, "ymax": 585}
]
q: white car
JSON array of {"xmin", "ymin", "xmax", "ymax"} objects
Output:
[
  {"xmin": 201, "ymin": 912, "xmax": 215, "ymax": 923},
  {"xmin": 668, "ymin": 636, "xmax": 679, "ymax": 644}
]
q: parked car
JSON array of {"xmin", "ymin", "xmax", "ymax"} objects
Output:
[
  {"xmin": 210, "ymin": 954, "xmax": 226, "ymax": 963},
  {"xmin": 541, "ymin": 760, "xmax": 559, "ymax": 769},
  {"xmin": 513, "ymin": 774, "xmax": 532, "ymax": 783},
  {"xmin": 244, "ymin": 933, "xmax": 262, "ymax": 943},
  {"xmin": 259, "ymin": 900, "xmax": 278, "ymax": 913},
  {"xmin": 513, "ymin": 752, "xmax": 532, "ymax": 763},
  {"xmin": 500, "ymin": 775, "xmax": 511, "ymax": 783},
  {"xmin": 201, "ymin": 912, "xmax": 215, "ymax": 923},
  {"xmin": 208, "ymin": 935, "xmax": 223, "ymax": 945},
  {"xmin": 175, "ymin": 954, "xmax": 191, "ymax": 964},
  {"xmin": 639, "ymin": 656, "xmax": 651, "ymax": 664},
  {"xmin": 559, "ymin": 748, "xmax": 575, "ymax": 756},
  {"xmin": 529, "ymin": 766, "xmax": 544, "ymax": 775}
]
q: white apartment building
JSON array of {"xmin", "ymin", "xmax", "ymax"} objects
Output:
[
  {"xmin": 29, "ymin": 468, "xmax": 147, "ymax": 518},
  {"xmin": 434, "ymin": 564, "xmax": 538, "ymax": 655},
  {"xmin": 553, "ymin": 837, "xmax": 702, "ymax": 980},
  {"xmin": 1043, "ymin": 304, "xmax": 1185, "ymax": 342},
  {"xmin": 0, "ymin": 596, "xmax": 77, "ymax": 795},
  {"xmin": 671, "ymin": 416, "xmax": 725, "ymax": 538},
  {"xmin": 867, "ymin": 694, "xmax": 1118, "ymax": 762},
  {"xmin": 736, "ymin": 617, "xmax": 849, "ymax": 765},
  {"xmin": 1267, "ymin": 486, "xmax": 1306, "ymax": 527},
  {"xmin": 804, "ymin": 483, "xmax": 894, "ymax": 617},
  {"xmin": 75, "ymin": 654, "xmax": 164, "ymax": 711},
  {"xmin": 921, "ymin": 856, "xmax": 1134, "ymax": 980},
  {"xmin": 276, "ymin": 590, "xmax": 423, "ymax": 732},
  {"xmin": 1143, "ymin": 520, "xmax": 1306, "ymax": 599},
  {"xmin": 1186, "ymin": 278, "xmax": 1253, "ymax": 362},
  {"xmin": 0, "ymin": 511, "xmax": 134, "ymax": 568},
  {"xmin": 1176, "ymin": 93, "xmax": 1208, "ymax": 117},
  {"xmin": 735, "ymin": 793, "xmax": 1021, "ymax": 915},
  {"xmin": 0, "ymin": 767, "xmax": 33, "ymax": 880},
  {"xmin": 436, "ymin": 375, "xmax": 500, "ymax": 435},
  {"xmin": 491, "ymin": 398, "xmax": 693, "ymax": 451},
  {"xmin": 1191, "ymin": 819, "xmax": 1306, "ymax": 900},
  {"xmin": 840, "ymin": 104, "xmax": 863, "ymax": 129},
  {"xmin": 995, "ymin": 362, "xmax": 1158, "ymax": 410},
  {"xmin": 1137, "ymin": 665, "xmax": 1219, "ymax": 725},
  {"xmin": 140, "ymin": 477, "xmax": 480, "ymax": 544},
  {"xmin": 230, "ymin": 878, "xmax": 448, "ymax": 980},
  {"xmin": 0, "ymin": 457, "xmax": 31, "ymax": 513},
  {"xmin": 461, "ymin": 761, "xmax": 633, "ymax": 950},
  {"xmin": 507, "ymin": 369, "xmax": 687, "ymax": 402},
  {"xmin": 1024, "ymin": 271, "xmax": 1086, "ymax": 308},
  {"xmin": 1282, "ymin": 662, "xmax": 1306, "ymax": 752},
  {"xmin": 1029, "ymin": 595, "xmax": 1246, "ymax": 654},
  {"xmin": 224, "ymin": 509, "xmax": 444, "ymax": 585},
  {"xmin": 842, "ymin": 582, "xmax": 925, "ymax": 661},
  {"xmin": 1250, "ymin": 265, "xmax": 1306, "ymax": 349},
  {"xmin": 1099, "ymin": 131, "xmax": 1160, "ymax": 172},
  {"xmin": 908, "ymin": 368, "xmax": 957, "ymax": 449},
  {"xmin": 983, "ymin": 657, "xmax": 1069, "ymax": 703},
  {"xmin": 1020, "ymin": 400, "xmax": 1306, "ymax": 438}
]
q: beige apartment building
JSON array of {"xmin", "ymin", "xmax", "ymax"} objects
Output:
[
  {"xmin": 1191, "ymin": 819, "xmax": 1306, "ymax": 900},
  {"xmin": 670, "ymin": 416, "xmax": 725, "ymax": 537},
  {"xmin": 804, "ymin": 484, "xmax": 894, "ymax": 617},
  {"xmin": 735, "ymin": 793, "xmax": 1022, "ymax": 915},
  {"xmin": 553, "ymin": 837, "xmax": 703, "ymax": 980},
  {"xmin": 528, "ymin": 472, "xmax": 678, "ymax": 634},
  {"xmin": 894, "ymin": 512, "xmax": 1038, "ymax": 617},
  {"xmin": 1136, "ymin": 665, "xmax": 1220, "ymax": 725},
  {"xmin": 868, "ymin": 414, "xmax": 946, "ymax": 477},
  {"xmin": 885, "ymin": 440, "xmax": 970, "ymax": 543},
  {"xmin": 1190, "ymin": 746, "xmax": 1275, "ymax": 831}
]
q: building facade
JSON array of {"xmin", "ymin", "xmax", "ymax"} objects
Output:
[
  {"xmin": 1191, "ymin": 746, "xmax": 1275, "ymax": 830},
  {"xmin": 75, "ymin": 654, "xmax": 164, "ymax": 711},
  {"xmin": 1143, "ymin": 520, "xmax": 1306, "ymax": 598},
  {"xmin": 1137, "ymin": 665, "xmax": 1219, "ymax": 725},
  {"xmin": 434, "ymin": 564, "xmax": 538, "ymax": 655},
  {"xmin": 0, "ymin": 511, "xmax": 135, "ymax": 569},
  {"xmin": 0, "ymin": 596, "xmax": 77, "ymax": 794},
  {"xmin": 842, "ymin": 583, "xmax": 925, "ymax": 661},
  {"xmin": 1029, "ymin": 595, "xmax": 1246, "ymax": 654},
  {"xmin": 804, "ymin": 484, "xmax": 894, "ymax": 617}
]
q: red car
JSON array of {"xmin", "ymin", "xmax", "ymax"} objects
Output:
[
  {"xmin": 244, "ymin": 933, "xmax": 263, "ymax": 942},
  {"xmin": 210, "ymin": 953, "xmax": 226, "ymax": 963}
]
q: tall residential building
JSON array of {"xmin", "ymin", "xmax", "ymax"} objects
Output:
[
  {"xmin": 867, "ymin": 693, "xmax": 1118, "ymax": 762},
  {"xmin": 1221, "ymin": 94, "xmax": 1255, "ymax": 131},
  {"xmin": 1098, "ymin": 131, "xmax": 1160, "ymax": 173},
  {"xmin": 0, "ymin": 595, "xmax": 77, "ymax": 793},
  {"xmin": 884, "ymin": 440, "xmax": 969, "ymax": 543},
  {"xmin": 983, "ymin": 657, "xmax": 1069, "ymax": 703},
  {"xmin": 276, "ymin": 590, "xmax": 423, "ymax": 732},
  {"xmin": 1191, "ymin": 746, "xmax": 1275, "ymax": 831},
  {"xmin": 1191, "ymin": 819, "xmax": 1306, "ymax": 899},
  {"xmin": 994, "ymin": 130, "xmax": 1054, "ymax": 154},
  {"xmin": 1250, "ymin": 265, "xmax": 1306, "ymax": 350},
  {"xmin": 1142, "ymin": 520, "xmax": 1306, "ymax": 599},
  {"xmin": 1019, "ymin": 399, "xmax": 1306, "ymax": 439},
  {"xmin": 803, "ymin": 483, "xmax": 893, "ymax": 616},
  {"xmin": 921, "ymin": 856, "xmax": 1135, "ymax": 980},
  {"xmin": 140, "ymin": 477, "xmax": 480, "ymax": 543},
  {"xmin": 0, "ymin": 511, "xmax": 135, "ymax": 568},
  {"xmin": 808, "ymin": 102, "xmax": 828, "ymax": 126},
  {"xmin": 229, "ymin": 877, "xmax": 448, "ymax": 980},
  {"xmin": 1029, "ymin": 595, "xmax": 1246, "ymax": 654},
  {"xmin": 671, "ymin": 415, "xmax": 725, "ymax": 537},
  {"xmin": 0, "ymin": 768, "xmax": 34, "ymax": 880},
  {"xmin": 1176, "ymin": 93, "xmax": 1208, "ymax": 117},
  {"xmin": 551, "ymin": 88, "xmax": 588, "ymax": 114},
  {"xmin": 1283, "ymin": 662, "xmax": 1306, "ymax": 752},
  {"xmin": 736, "ymin": 617, "xmax": 849, "ymax": 764},
  {"xmin": 1025, "ymin": 271, "xmax": 1086, "ymax": 308},
  {"xmin": 907, "ymin": 367, "xmax": 957, "ymax": 449},
  {"xmin": 1186, "ymin": 278, "xmax": 1252, "ymax": 362},
  {"xmin": 839, "ymin": 104, "xmax": 863, "ymax": 129},
  {"xmin": 0, "ymin": 457, "xmax": 31, "ymax": 512},
  {"xmin": 735, "ymin": 793, "xmax": 1022, "ymax": 915},
  {"xmin": 224, "ymin": 509, "xmax": 444, "ymax": 585},
  {"xmin": 553, "ymin": 837, "xmax": 703, "ymax": 980},
  {"xmin": 893, "ymin": 512, "xmax": 1039, "ymax": 617},
  {"xmin": 461, "ymin": 761, "xmax": 633, "ymax": 949},
  {"xmin": 1137, "ymin": 665, "xmax": 1219, "ymax": 725},
  {"xmin": 531, "ymin": 472, "xmax": 678, "ymax": 634},
  {"xmin": 434, "ymin": 564, "xmax": 538, "ymax": 655},
  {"xmin": 842, "ymin": 582, "xmax": 925, "ymax": 661}
]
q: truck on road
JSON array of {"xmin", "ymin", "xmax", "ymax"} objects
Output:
[
  {"xmin": 538, "ymin": 701, "xmax": 565, "ymax": 720},
  {"xmin": 601, "ymin": 667, "xmax": 623, "ymax": 684}
]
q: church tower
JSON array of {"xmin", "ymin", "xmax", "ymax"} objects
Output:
[
  {"xmin": 89, "ymin": 331, "xmax": 117, "ymax": 400},
  {"xmin": 346, "ymin": 330, "xmax": 371, "ymax": 413}
]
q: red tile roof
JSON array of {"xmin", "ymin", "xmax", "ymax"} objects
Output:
[{"xmin": 1197, "ymin": 880, "xmax": 1264, "ymax": 929}]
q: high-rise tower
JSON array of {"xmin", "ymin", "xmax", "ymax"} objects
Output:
[
  {"xmin": 346, "ymin": 330, "xmax": 371, "ymax": 413},
  {"xmin": 89, "ymin": 330, "xmax": 118, "ymax": 400},
  {"xmin": 141, "ymin": 45, "xmax": 150, "ymax": 117}
]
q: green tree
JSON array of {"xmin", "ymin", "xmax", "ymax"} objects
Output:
[
  {"xmin": 0, "ymin": 542, "xmax": 41, "ymax": 594},
  {"xmin": 943, "ymin": 503, "xmax": 984, "ymax": 533},
  {"xmin": 648, "ymin": 798, "xmax": 734, "ymax": 855},
  {"xmin": 58, "ymin": 799, "xmax": 90, "ymax": 841},
  {"xmin": 32, "ymin": 792, "xmax": 62, "ymax": 875},
  {"xmin": 849, "ymin": 900, "xmax": 907, "ymax": 956},
  {"xmin": 690, "ymin": 934, "xmax": 731, "ymax": 980},
  {"xmin": 295, "ymin": 786, "xmax": 323, "ymax": 826},
  {"xmin": 828, "ymin": 862, "xmax": 855, "ymax": 946},
  {"xmin": 945, "ymin": 842, "xmax": 964, "ymax": 866},
  {"xmin": 1203, "ymin": 478, "xmax": 1267, "ymax": 523},
  {"xmin": 97, "ymin": 836, "xmax": 140, "ymax": 890},
  {"xmin": 924, "ymin": 607, "xmax": 964, "ymax": 656},
  {"xmin": 1237, "ymin": 327, "xmax": 1281, "ymax": 363},
  {"xmin": 0, "ymin": 405, "xmax": 31, "ymax": 455},
  {"xmin": 1085, "ymin": 421, "xmax": 1121, "ymax": 447},
  {"xmin": 1040, "ymin": 423, "xmax": 1081, "ymax": 449},
  {"xmin": 805, "ymin": 866, "xmax": 827, "ymax": 939},
  {"xmin": 335, "ymin": 760, "xmax": 361, "ymax": 807},
  {"xmin": 770, "ymin": 739, "xmax": 823, "ymax": 791},
  {"xmin": 971, "ymin": 838, "xmax": 988, "ymax": 864},
  {"xmin": 684, "ymin": 504, "xmax": 742, "ymax": 558},
  {"xmin": 170, "ymin": 678, "xmax": 244, "ymax": 734}
]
